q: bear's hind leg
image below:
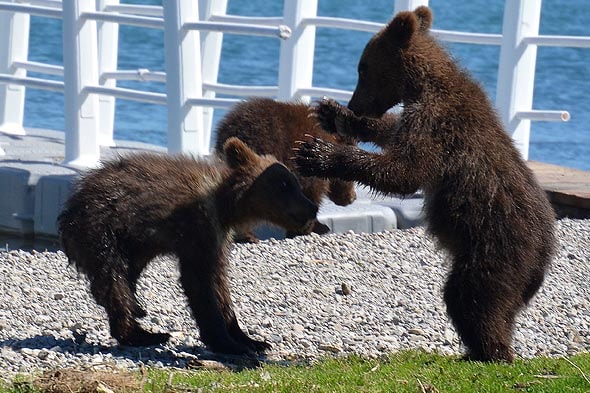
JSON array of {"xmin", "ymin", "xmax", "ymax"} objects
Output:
[
  {"xmin": 522, "ymin": 246, "xmax": 552, "ymax": 305},
  {"xmin": 443, "ymin": 266, "xmax": 518, "ymax": 362},
  {"xmin": 88, "ymin": 257, "xmax": 169, "ymax": 346},
  {"xmin": 127, "ymin": 264, "xmax": 148, "ymax": 318}
]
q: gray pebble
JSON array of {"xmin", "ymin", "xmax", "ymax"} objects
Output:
[{"xmin": 0, "ymin": 219, "xmax": 587, "ymax": 378}]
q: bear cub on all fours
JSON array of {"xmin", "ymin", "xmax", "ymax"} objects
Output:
[
  {"xmin": 295, "ymin": 6, "xmax": 556, "ymax": 362},
  {"xmin": 215, "ymin": 97, "xmax": 357, "ymax": 242},
  {"xmin": 58, "ymin": 137, "xmax": 318, "ymax": 355}
]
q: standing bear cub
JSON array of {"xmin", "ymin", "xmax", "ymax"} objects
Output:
[
  {"xmin": 58, "ymin": 137, "xmax": 317, "ymax": 355},
  {"xmin": 295, "ymin": 6, "xmax": 555, "ymax": 362},
  {"xmin": 215, "ymin": 97, "xmax": 357, "ymax": 242}
]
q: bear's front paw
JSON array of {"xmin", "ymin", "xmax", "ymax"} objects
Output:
[
  {"xmin": 293, "ymin": 136, "xmax": 338, "ymax": 178},
  {"xmin": 312, "ymin": 97, "xmax": 343, "ymax": 134},
  {"xmin": 316, "ymin": 98, "xmax": 359, "ymax": 141}
]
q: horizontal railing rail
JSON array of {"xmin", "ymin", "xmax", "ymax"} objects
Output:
[
  {"xmin": 84, "ymin": 85, "xmax": 166, "ymax": 106},
  {"xmin": 0, "ymin": 2, "xmax": 61, "ymax": 18},
  {"xmin": 202, "ymin": 82, "xmax": 279, "ymax": 97},
  {"xmin": 524, "ymin": 35, "xmax": 590, "ymax": 48},
  {"xmin": 0, "ymin": 0, "xmax": 588, "ymax": 166},
  {"xmin": 100, "ymin": 69, "xmax": 166, "ymax": 83},
  {"xmin": 103, "ymin": 3, "xmax": 162, "ymax": 17},
  {"xmin": 0, "ymin": 74, "xmax": 63, "ymax": 92},
  {"xmin": 12, "ymin": 61, "xmax": 63, "ymax": 76}
]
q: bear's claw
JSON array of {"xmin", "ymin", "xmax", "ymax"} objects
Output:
[
  {"xmin": 314, "ymin": 97, "xmax": 342, "ymax": 134},
  {"xmin": 293, "ymin": 136, "xmax": 337, "ymax": 178}
]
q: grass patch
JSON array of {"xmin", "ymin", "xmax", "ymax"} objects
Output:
[{"xmin": 4, "ymin": 351, "xmax": 590, "ymax": 393}]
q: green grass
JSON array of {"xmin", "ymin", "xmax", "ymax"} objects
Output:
[
  {"xmin": 142, "ymin": 351, "xmax": 590, "ymax": 393},
  {"xmin": 5, "ymin": 351, "xmax": 590, "ymax": 393}
]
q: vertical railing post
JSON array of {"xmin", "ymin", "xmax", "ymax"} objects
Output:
[
  {"xmin": 199, "ymin": 0, "xmax": 228, "ymax": 149},
  {"xmin": 0, "ymin": 0, "xmax": 30, "ymax": 136},
  {"xmin": 62, "ymin": 0, "xmax": 101, "ymax": 167},
  {"xmin": 394, "ymin": 0, "xmax": 430, "ymax": 13},
  {"xmin": 163, "ymin": 0, "xmax": 205, "ymax": 155},
  {"xmin": 96, "ymin": 0, "xmax": 119, "ymax": 147},
  {"xmin": 277, "ymin": 0, "xmax": 318, "ymax": 101},
  {"xmin": 496, "ymin": 0, "xmax": 541, "ymax": 160}
]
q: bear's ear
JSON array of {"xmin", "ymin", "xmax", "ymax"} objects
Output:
[
  {"xmin": 223, "ymin": 137, "xmax": 258, "ymax": 169},
  {"xmin": 414, "ymin": 6, "xmax": 433, "ymax": 32},
  {"xmin": 384, "ymin": 11, "xmax": 419, "ymax": 48}
]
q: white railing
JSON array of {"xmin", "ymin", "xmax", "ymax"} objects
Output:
[{"xmin": 0, "ymin": 0, "xmax": 588, "ymax": 166}]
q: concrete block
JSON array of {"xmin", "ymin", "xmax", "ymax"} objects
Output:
[
  {"xmin": 353, "ymin": 187, "xmax": 424, "ymax": 229},
  {"xmin": 318, "ymin": 200, "xmax": 397, "ymax": 234},
  {"xmin": 371, "ymin": 195, "xmax": 425, "ymax": 229},
  {"xmin": 0, "ymin": 167, "xmax": 34, "ymax": 235},
  {"xmin": 34, "ymin": 174, "xmax": 76, "ymax": 237},
  {"xmin": 253, "ymin": 198, "xmax": 398, "ymax": 241}
]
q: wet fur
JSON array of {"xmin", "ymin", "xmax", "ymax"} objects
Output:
[
  {"xmin": 215, "ymin": 97, "xmax": 357, "ymax": 241},
  {"xmin": 58, "ymin": 138, "xmax": 317, "ymax": 355},
  {"xmin": 295, "ymin": 7, "xmax": 556, "ymax": 362}
]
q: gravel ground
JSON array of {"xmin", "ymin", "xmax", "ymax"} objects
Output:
[{"xmin": 0, "ymin": 219, "xmax": 588, "ymax": 378}]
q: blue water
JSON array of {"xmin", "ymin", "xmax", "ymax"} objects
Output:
[{"xmin": 22, "ymin": 0, "xmax": 590, "ymax": 170}]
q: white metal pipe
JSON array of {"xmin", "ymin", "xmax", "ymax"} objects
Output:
[
  {"xmin": 432, "ymin": 29, "xmax": 502, "ymax": 45},
  {"xmin": 0, "ymin": 3, "xmax": 61, "ymax": 18},
  {"xmin": 278, "ymin": 0, "xmax": 318, "ymax": 101},
  {"xmin": 84, "ymin": 85, "xmax": 166, "ymax": 105},
  {"xmin": 163, "ymin": 0, "xmax": 205, "ymax": 155},
  {"xmin": 202, "ymin": 82, "xmax": 278, "ymax": 96},
  {"xmin": 184, "ymin": 21, "xmax": 291, "ymax": 39},
  {"xmin": 516, "ymin": 110, "xmax": 570, "ymax": 122},
  {"xmin": 103, "ymin": 4, "xmax": 163, "ymax": 17},
  {"xmin": 524, "ymin": 35, "xmax": 590, "ymax": 48},
  {"xmin": 100, "ymin": 69, "xmax": 166, "ymax": 83},
  {"xmin": 0, "ymin": 2, "xmax": 29, "ymax": 136},
  {"xmin": 82, "ymin": 11, "xmax": 164, "ymax": 29},
  {"xmin": 299, "ymin": 18, "xmax": 503, "ymax": 46},
  {"xmin": 296, "ymin": 87, "xmax": 353, "ymax": 102},
  {"xmin": 0, "ymin": 74, "xmax": 63, "ymax": 92},
  {"xmin": 199, "ymin": 0, "xmax": 227, "ymax": 147},
  {"xmin": 16, "ymin": 0, "xmax": 61, "ymax": 8},
  {"xmin": 12, "ymin": 60, "xmax": 63, "ymax": 76},
  {"xmin": 186, "ymin": 97, "xmax": 241, "ymax": 109},
  {"xmin": 96, "ymin": 0, "xmax": 119, "ymax": 147},
  {"xmin": 495, "ymin": 0, "xmax": 542, "ymax": 160},
  {"xmin": 300, "ymin": 16, "xmax": 382, "ymax": 33},
  {"xmin": 62, "ymin": 0, "xmax": 101, "ymax": 168},
  {"xmin": 208, "ymin": 14, "xmax": 283, "ymax": 26}
]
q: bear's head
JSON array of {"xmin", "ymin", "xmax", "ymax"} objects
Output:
[
  {"xmin": 347, "ymin": 6, "xmax": 435, "ymax": 117},
  {"xmin": 222, "ymin": 137, "xmax": 318, "ymax": 231}
]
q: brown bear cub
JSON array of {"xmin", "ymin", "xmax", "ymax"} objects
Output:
[
  {"xmin": 295, "ymin": 6, "xmax": 555, "ymax": 362},
  {"xmin": 215, "ymin": 97, "xmax": 357, "ymax": 242},
  {"xmin": 58, "ymin": 137, "xmax": 317, "ymax": 355}
]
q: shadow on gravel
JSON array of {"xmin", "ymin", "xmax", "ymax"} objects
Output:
[{"xmin": 1, "ymin": 335, "xmax": 285, "ymax": 370}]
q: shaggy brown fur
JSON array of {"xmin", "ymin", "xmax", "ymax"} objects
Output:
[
  {"xmin": 58, "ymin": 138, "xmax": 317, "ymax": 355},
  {"xmin": 215, "ymin": 97, "xmax": 357, "ymax": 242},
  {"xmin": 295, "ymin": 6, "xmax": 555, "ymax": 362}
]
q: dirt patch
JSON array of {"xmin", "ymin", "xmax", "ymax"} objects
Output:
[{"xmin": 27, "ymin": 368, "xmax": 142, "ymax": 393}]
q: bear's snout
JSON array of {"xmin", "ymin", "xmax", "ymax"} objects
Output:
[{"xmin": 291, "ymin": 197, "xmax": 318, "ymax": 227}]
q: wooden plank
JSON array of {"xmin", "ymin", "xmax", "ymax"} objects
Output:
[{"xmin": 528, "ymin": 161, "xmax": 590, "ymax": 218}]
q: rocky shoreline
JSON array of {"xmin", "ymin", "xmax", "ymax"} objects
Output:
[{"xmin": 0, "ymin": 219, "xmax": 588, "ymax": 377}]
